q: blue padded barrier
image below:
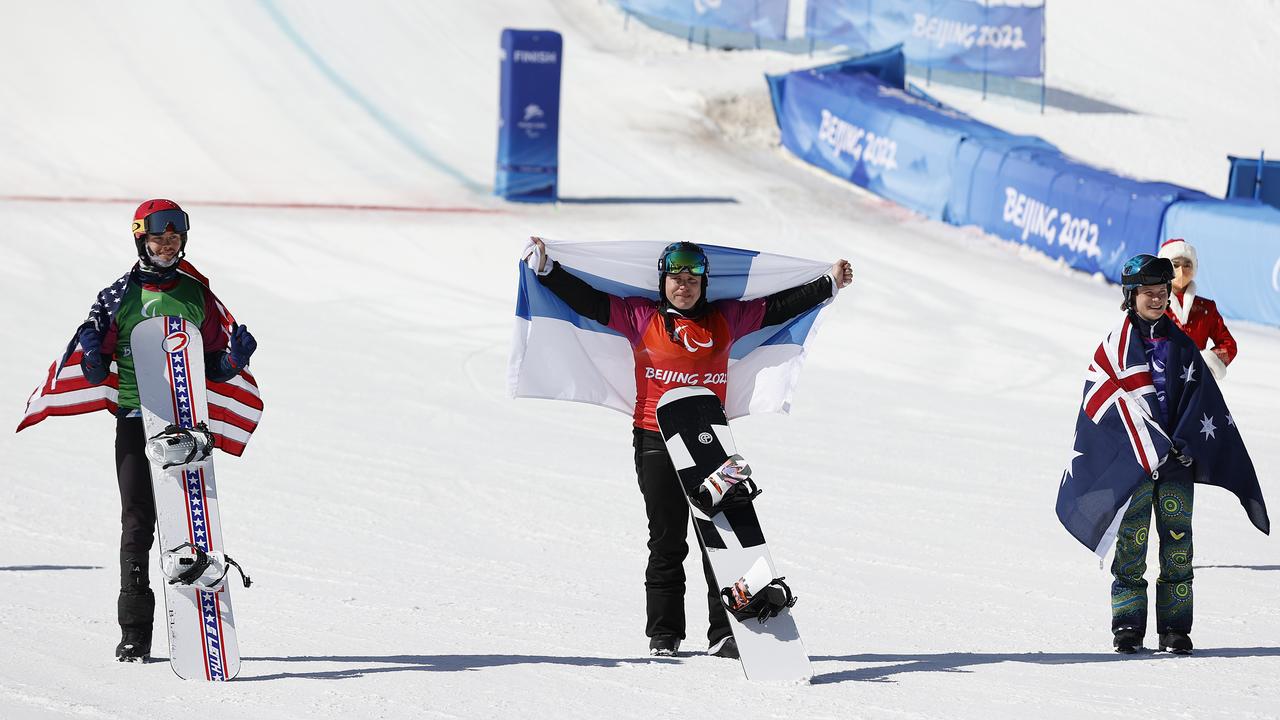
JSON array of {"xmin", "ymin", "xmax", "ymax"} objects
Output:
[
  {"xmin": 767, "ymin": 48, "xmax": 1052, "ymax": 220},
  {"xmin": 1161, "ymin": 200, "xmax": 1280, "ymax": 326}
]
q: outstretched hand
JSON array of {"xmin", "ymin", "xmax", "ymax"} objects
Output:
[
  {"xmin": 229, "ymin": 323, "xmax": 257, "ymax": 368},
  {"xmin": 831, "ymin": 259, "xmax": 853, "ymax": 290},
  {"xmin": 525, "ymin": 236, "xmax": 548, "ymax": 274}
]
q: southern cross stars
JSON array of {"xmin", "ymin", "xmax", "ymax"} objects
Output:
[
  {"xmin": 1181, "ymin": 363, "xmax": 1196, "ymax": 384},
  {"xmin": 1062, "ymin": 434, "xmax": 1084, "ymax": 487},
  {"xmin": 1199, "ymin": 413, "xmax": 1217, "ymax": 440}
]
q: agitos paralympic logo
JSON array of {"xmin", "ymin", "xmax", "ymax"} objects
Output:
[{"xmin": 673, "ymin": 323, "xmax": 714, "ymax": 354}]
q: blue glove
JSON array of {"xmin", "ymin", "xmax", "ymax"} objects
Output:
[
  {"xmin": 228, "ymin": 324, "xmax": 257, "ymax": 369},
  {"xmin": 78, "ymin": 326, "xmax": 109, "ymax": 385}
]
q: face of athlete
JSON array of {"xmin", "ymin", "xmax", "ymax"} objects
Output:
[
  {"xmin": 1171, "ymin": 257, "xmax": 1195, "ymax": 293},
  {"xmin": 664, "ymin": 272, "xmax": 703, "ymax": 311},
  {"xmin": 1133, "ymin": 282, "xmax": 1169, "ymax": 322},
  {"xmin": 145, "ymin": 231, "xmax": 183, "ymax": 265}
]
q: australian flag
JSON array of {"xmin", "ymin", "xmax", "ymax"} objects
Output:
[{"xmin": 1057, "ymin": 317, "xmax": 1269, "ymax": 556}]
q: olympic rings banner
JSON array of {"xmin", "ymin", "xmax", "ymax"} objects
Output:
[
  {"xmin": 806, "ymin": 0, "xmax": 1044, "ymax": 78},
  {"xmin": 616, "ymin": 0, "xmax": 790, "ymax": 41}
]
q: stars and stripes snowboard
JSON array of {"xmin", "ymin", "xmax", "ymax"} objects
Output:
[
  {"xmin": 655, "ymin": 386, "xmax": 811, "ymax": 682},
  {"xmin": 132, "ymin": 316, "xmax": 247, "ymax": 680}
]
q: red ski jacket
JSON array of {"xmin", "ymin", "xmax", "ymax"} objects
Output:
[{"xmin": 1166, "ymin": 286, "xmax": 1237, "ymax": 364}]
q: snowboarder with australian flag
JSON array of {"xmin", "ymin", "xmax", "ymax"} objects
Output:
[
  {"xmin": 1056, "ymin": 253, "xmax": 1269, "ymax": 655},
  {"xmin": 16, "ymin": 199, "xmax": 263, "ymax": 663}
]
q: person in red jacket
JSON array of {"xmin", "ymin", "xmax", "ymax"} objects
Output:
[
  {"xmin": 1158, "ymin": 238, "xmax": 1237, "ymax": 379},
  {"xmin": 526, "ymin": 237, "xmax": 852, "ymax": 659}
]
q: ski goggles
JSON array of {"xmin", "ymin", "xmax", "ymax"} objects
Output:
[
  {"xmin": 660, "ymin": 249, "xmax": 708, "ymax": 276},
  {"xmin": 132, "ymin": 208, "xmax": 190, "ymax": 238}
]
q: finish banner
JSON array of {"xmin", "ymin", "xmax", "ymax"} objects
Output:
[
  {"xmin": 806, "ymin": 0, "xmax": 1044, "ymax": 78},
  {"xmin": 495, "ymin": 29, "xmax": 562, "ymax": 202},
  {"xmin": 617, "ymin": 0, "xmax": 789, "ymax": 40}
]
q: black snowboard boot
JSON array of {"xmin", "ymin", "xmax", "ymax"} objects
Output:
[
  {"xmin": 1158, "ymin": 632, "xmax": 1193, "ymax": 655},
  {"xmin": 117, "ymin": 552, "xmax": 155, "ymax": 663},
  {"xmin": 649, "ymin": 634, "xmax": 680, "ymax": 657},
  {"xmin": 115, "ymin": 626, "xmax": 152, "ymax": 663},
  {"xmin": 708, "ymin": 635, "xmax": 739, "ymax": 659},
  {"xmin": 1113, "ymin": 627, "xmax": 1144, "ymax": 654}
]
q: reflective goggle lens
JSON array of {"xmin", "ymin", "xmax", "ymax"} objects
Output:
[
  {"xmin": 663, "ymin": 249, "xmax": 707, "ymax": 275},
  {"xmin": 142, "ymin": 208, "xmax": 190, "ymax": 236}
]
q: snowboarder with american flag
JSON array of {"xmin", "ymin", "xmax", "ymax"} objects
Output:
[
  {"xmin": 16, "ymin": 199, "xmax": 263, "ymax": 663},
  {"xmin": 1056, "ymin": 253, "xmax": 1268, "ymax": 656}
]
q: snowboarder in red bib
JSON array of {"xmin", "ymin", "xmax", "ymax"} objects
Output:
[
  {"xmin": 65, "ymin": 200, "xmax": 257, "ymax": 662},
  {"xmin": 525, "ymin": 237, "xmax": 852, "ymax": 658},
  {"xmin": 1157, "ymin": 238, "xmax": 1237, "ymax": 380}
]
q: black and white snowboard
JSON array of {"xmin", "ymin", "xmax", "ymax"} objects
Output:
[
  {"xmin": 655, "ymin": 386, "xmax": 811, "ymax": 682},
  {"xmin": 132, "ymin": 316, "xmax": 247, "ymax": 680}
]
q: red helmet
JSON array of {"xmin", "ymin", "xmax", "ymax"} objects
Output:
[
  {"xmin": 132, "ymin": 199, "xmax": 190, "ymax": 270},
  {"xmin": 132, "ymin": 199, "xmax": 188, "ymax": 239}
]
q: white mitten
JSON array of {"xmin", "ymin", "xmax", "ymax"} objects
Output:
[{"xmin": 1201, "ymin": 348, "xmax": 1227, "ymax": 381}]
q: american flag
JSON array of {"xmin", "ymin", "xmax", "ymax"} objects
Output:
[
  {"xmin": 1057, "ymin": 317, "xmax": 1268, "ymax": 556},
  {"xmin": 15, "ymin": 261, "xmax": 263, "ymax": 457}
]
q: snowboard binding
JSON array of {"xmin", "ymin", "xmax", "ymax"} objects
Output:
[
  {"xmin": 146, "ymin": 423, "xmax": 216, "ymax": 469},
  {"xmin": 690, "ymin": 454, "xmax": 762, "ymax": 517},
  {"xmin": 161, "ymin": 542, "xmax": 252, "ymax": 591},
  {"xmin": 720, "ymin": 557, "xmax": 797, "ymax": 623}
]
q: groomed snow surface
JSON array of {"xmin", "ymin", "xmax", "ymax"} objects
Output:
[{"xmin": 1, "ymin": 1, "xmax": 1277, "ymax": 718}]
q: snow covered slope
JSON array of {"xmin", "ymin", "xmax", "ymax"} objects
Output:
[{"xmin": 1, "ymin": 1, "xmax": 1277, "ymax": 718}]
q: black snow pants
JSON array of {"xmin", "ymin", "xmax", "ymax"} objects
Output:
[
  {"xmin": 115, "ymin": 416, "xmax": 155, "ymax": 631},
  {"xmin": 633, "ymin": 428, "xmax": 732, "ymax": 645}
]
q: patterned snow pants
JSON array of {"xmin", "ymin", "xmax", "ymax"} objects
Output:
[{"xmin": 1110, "ymin": 462, "xmax": 1194, "ymax": 636}]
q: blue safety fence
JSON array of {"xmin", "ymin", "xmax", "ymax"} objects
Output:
[
  {"xmin": 769, "ymin": 48, "xmax": 1280, "ymax": 325},
  {"xmin": 616, "ymin": 0, "xmax": 790, "ymax": 48},
  {"xmin": 1227, "ymin": 154, "xmax": 1280, "ymax": 211},
  {"xmin": 948, "ymin": 145, "xmax": 1210, "ymax": 281},
  {"xmin": 1162, "ymin": 200, "xmax": 1280, "ymax": 327},
  {"xmin": 806, "ymin": 0, "xmax": 1044, "ymax": 78},
  {"xmin": 767, "ymin": 46, "xmax": 1058, "ymax": 214},
  {"xmin": 767, "ymin": 47, "xmax": 1053, "ymax": 220}
]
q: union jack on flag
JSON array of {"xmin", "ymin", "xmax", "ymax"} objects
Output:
[
  {"xmin": 1080, "ymin": 317, "xmax": 1169, "ymax": 475},
  {"xmin": 15, "ymin": 261, "xmax": 263, "ymax": 456}
]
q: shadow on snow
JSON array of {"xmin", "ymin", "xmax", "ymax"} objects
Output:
[
  {"xmin": 237, "ymin": 654, "xmax": 675, "ymax": 681},
  {"xmin": 1194, "ymin": 564, "xmax": 1280, "ymax": 572},
  {"xmin": 810, "ymin": 648, "xmax": 1280, "ymax": 684},
  {"xmin": 556, "ymin": 196, "xmax": 739, "ymax": 205},
  {"xmin": 0, "ymin": 565, "xmax": 102, "ymax": 571}
]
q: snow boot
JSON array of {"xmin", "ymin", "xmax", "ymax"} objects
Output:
[
  {"xmin": 1158, "ymin": 632, "xmax": 1193, "ymax": 655},
  {"xmin": 115, "ymin": 626, "xmax": 152, "ymax": 663},
  {"xmin": 708, "ymin": 635, "xmax": 739, "ymax": 659},
  {"xmin": 649, "ymin": 634, "xmax": 680, "ymax": 657},
  {"xmin": 117, "ymin": 552, "xmax": 154, "ymax": 663},
  {"xmin": 1113, "ymin": 627, "xmax": 1143, "ymax": 654}
]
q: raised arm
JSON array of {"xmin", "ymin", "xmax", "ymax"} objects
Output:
[
  {"xmin": 526, "ymin": 236, "xmax": 611, "ymax": 325},
  {"xmin": 761, "ymin": 258, "xmax": 853, "ymax": 327}
]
